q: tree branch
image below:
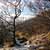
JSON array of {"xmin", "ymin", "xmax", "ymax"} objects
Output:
[{"xmin": 0, "ymin": 17, "xmax": 12, "ymax": 25}]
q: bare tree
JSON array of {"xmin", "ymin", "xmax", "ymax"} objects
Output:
[{"xmin": 0, "ymin": 0, "xmax": 25, "ymax": 46}]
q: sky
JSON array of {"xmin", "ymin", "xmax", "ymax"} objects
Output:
[
  {"xmin": 0, "ymin": 0, "xmax": 50, "ymax": 22},
  {"xmin": 0, "ymin": 0, "xmax": 37, "ymax": 22},
  {"xmin": 9, "ymin": 0, "xmax": 50, "ymax": 21}
]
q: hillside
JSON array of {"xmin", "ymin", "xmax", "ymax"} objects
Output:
[
  {"xmin": 15, "ymin": 10, "xmax": 50, "ymax": 50},
  {"xmin": 16, "ymin": 12, "xmax": 50, "ymax": 37}
]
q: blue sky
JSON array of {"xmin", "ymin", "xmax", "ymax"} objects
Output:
[
  {"xmin": 7, "ymin": 0, "xmax": 37, "ymax": 16},
  {"xmin": 0, "ymin": 0, "xmax": 50, "ymax": 17},
  {"xmin": 0, "ymin": 0, "xmax": 50, "ymax": 21},
  {"xmin": 20, "ymin": 6, "xmax": 35, "ymax": 16}
]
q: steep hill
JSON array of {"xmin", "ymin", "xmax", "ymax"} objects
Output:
[{"xmin": 16, "ymin": 14, "xmax": 50, "ymax": 36}]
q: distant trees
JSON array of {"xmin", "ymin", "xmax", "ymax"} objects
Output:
[{"xmin": 0, "ymin": 17, "xmax": 13, "ymax": 46}]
